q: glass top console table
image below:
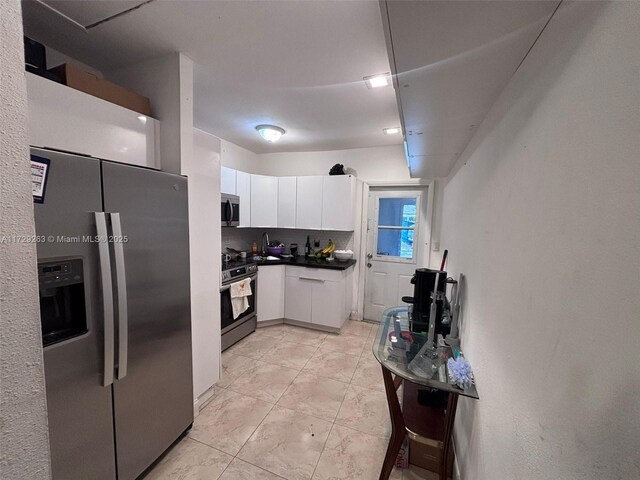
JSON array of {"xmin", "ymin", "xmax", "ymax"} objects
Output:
[{"xmin": 373, "ymin": 306, "xmax": 479, "ymax": 479}]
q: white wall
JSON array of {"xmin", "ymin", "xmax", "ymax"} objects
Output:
[
  {"xmin": 221, "ymin": 139, "xmax": 259, "ymax": 173},
  {"xmin": 0, "ymin": 0, "xmax": 51, "ymax": 477},
  {"xmin": 188, "ymin": 129, "xmax": 222, "ymax": 406},
  {"xmin": 439, "ymin": 3, "xmax": 640, "ymax": 479},
  {"xmin": 108, "ymin": 53, "xmax": 194, "ymax": 175},
  {"xmin": 254, "ymin": 144, "xmax": 410, "ymax": 181}
]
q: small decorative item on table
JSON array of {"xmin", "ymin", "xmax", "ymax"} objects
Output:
[{"xmin": 447, "ymin": 356, "xmax": 475, "ymax": 390}]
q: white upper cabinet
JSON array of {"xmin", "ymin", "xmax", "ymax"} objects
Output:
[
  {"xmin": 278, "ymin": 177, "xmax": 297, "ymax": 228},
  {"xmin": 250, "ymin": 174, "xmax": 278, "ymax": 227},
  {"xmin": 235, "ymin": 170, "xmax": 251, "ymax": 227},
  {"xmin": 220, "ymin": 166, "xmax": 237, "ymax": 195},
  {"xmin": 26, "ymin": 73, "xmax": 159, "ymax": 169},
  {"xmin": 296, "ymin": 176, "xmax": 323, "ymax": 230},
  {"xmin": 322, "ymin": 175, "xmax": 356, "ymax": 231},
  {"xmin": 222, "ymin": 170, "xmax": 356, "ymax": 231}
]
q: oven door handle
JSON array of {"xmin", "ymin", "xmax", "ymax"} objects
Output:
[{"xmin": 220, "ymin": 273, "xmax": 257, "ymax": 292}]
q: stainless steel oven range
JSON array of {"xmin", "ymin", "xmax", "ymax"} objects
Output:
[{"xmin": 221, "ymin": 261, "xmax": 257, "ymax": 351}]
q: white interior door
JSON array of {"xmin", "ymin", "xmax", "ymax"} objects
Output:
[{"xmin": 363, "ymin": 189, "xmax": 426, "ymax": 321}]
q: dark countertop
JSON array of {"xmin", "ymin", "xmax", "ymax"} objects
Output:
[{"xmin": 255, "ymin": 256, "xmax": 357, "ymax": 271}]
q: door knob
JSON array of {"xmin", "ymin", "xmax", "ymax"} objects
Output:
[
  {"xmin": 367, "ymin": 253, "xmax": 373, "ymax": 259},
  {"xmin": 367, "ymin": 263, "xmax": 372, "ymax": 268}
]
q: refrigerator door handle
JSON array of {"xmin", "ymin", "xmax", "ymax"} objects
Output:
[
  {"xmin": 95, "ymin": 212, "xmax": 115, "ymax": 387},
  {"xmin": 111, "ymin": 213, "xmax": 129, "ymax": 380}
]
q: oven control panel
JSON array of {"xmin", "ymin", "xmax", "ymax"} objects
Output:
[{"xmin": 221, "ymin": 263, "xmax": 257, "ymax": 284}]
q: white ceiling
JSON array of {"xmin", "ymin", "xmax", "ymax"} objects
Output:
[
  {"xmin": 22, "ymin": 0, "xmax": 402, "ymax": 154},
  {"xmin": 383, "ymin": 0, "xmax": 560, "ymax": 178}
]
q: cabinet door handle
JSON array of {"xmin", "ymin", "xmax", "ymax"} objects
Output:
[{"xmin": 299, "ymin": 277, "xmax": 325, "ymax": 283}]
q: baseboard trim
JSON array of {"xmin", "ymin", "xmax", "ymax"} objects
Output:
[
  {"xmin": 193, "ymin": 384, "xmax": 218, "ymax": 417},
  {"xmin": 257, "ymin": 318, "xmax": 284, "ymax": 327},
  {"xmin": 283, "ymin": 318, "xmax": 341, "ymax": 334}
]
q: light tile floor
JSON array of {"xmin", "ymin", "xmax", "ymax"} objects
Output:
[{"xmin": 143, "ymin": 321, "xmax": 438, "ymax": 480}]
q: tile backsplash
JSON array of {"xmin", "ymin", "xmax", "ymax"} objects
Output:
[{"xmin": 222, "ymin": 227, "xmax": 354, "ymax": 254}]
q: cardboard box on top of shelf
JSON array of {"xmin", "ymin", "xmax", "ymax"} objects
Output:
[{"xmin": 49, "ymin": 63, "xmax": 152, "ymax": 116}]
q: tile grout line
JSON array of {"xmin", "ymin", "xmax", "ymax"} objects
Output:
[
  {"xmin": 312, "ymin": 323, "xmax": 379, "ymax": 479},
  {"xmin": 224, "ymin": 455, "xmax": 289, "ymax": 480},
  {"xmin": 207, "ymin": 324, "xmax": 391, "ymax": 480},
  {"xmin": 230, "ymin": 328, "xmax": 326, "ymax": 479},
  {"xmin": 309, "ymin": 324, "xmax": 357, "ymax": 480},
  {"xmin": 310, "ymin": 421, "xmax": 337, "ymax": 480}
]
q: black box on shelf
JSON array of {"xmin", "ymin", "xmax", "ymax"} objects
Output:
[{"xmin": 24, "ymin": 36, "xmax": 46, "ymax": 70}]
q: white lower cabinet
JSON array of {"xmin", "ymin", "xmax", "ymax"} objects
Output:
[
  {"xmin": 310, "ymin": 279, "xmax": 345, "ymax": 329},
  {"xmin": 284, "ymin": 266, "xmax": 353, "ymax": 330},
  {"xmin": 257, "ymin": 266, "xmax": 285, "ymax": 323},
  {"xmin": 284, "ymin": 276, "xmax": 312, "ymax": 322}
]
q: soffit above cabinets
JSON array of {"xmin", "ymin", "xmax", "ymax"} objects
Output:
[
  {"xmin": 34, "ymin": 0, "xmax": 151, "ymax": 29},
  {"xmin": 22, "ymin": 0, "xmax": 401, "ymax": 154},
  {"xmin": 381, "ymin": 0, "xmax": 560, "ymax": 178}
]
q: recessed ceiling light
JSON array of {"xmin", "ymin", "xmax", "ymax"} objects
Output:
[
  {"xmin": 363, "ymin": 73, "xmax": 391, "ymax": 89},
  {"xmin": 256, "ymin": 124, "xmax": 285, "ymax": 143},
  {"xmin": 383, "ymin": 127, "xmax": 401, "ymax": 135}
]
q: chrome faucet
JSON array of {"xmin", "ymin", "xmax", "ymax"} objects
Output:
[{"xmin": 262, "ymin": 232, "xmax": 270, "ymax": 255}]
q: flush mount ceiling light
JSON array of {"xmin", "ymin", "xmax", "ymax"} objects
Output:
[
  {"xmin": 256, "ymin": 124, "xmax": 285, "ymax": 142},
  {"xmin": 383, "ymin": 127, "xmax": 401, "ymax": 135},
  {"xmin": 363, "ymin": 72, "xmax": 391, "ymax": 89}
]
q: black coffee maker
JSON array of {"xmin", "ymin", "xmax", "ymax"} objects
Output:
[{"xmin": 403, "ymin": 268, "xmax": 450, "ymax": 337}]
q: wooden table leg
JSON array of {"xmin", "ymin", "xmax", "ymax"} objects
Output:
[
  {"xmin": 379, "ymin": 365, "xmax": 405, "ymax": 480},
  {"xmin": 440, "ymin": 393, "xmax": 459, "ymax": 480}
]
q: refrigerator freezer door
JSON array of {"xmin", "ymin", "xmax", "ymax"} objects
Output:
[
  {"xmin": 32, "ymin": 149, "xmax": 117, "ymax": 480},
  {"xmin": 101, "ymin": 162, "xmax": 193, "ymax": 480}
]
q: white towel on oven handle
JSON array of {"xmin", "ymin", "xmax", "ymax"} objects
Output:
[{"xmin": 230, "ymin": 277, "xmax": 252, "ymax": 319}]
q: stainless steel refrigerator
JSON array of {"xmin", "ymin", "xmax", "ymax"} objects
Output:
[{"xmin": 33, "ymin": 148, "xmax": 193, "ymax": 480}]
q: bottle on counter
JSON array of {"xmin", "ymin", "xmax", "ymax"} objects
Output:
[
  {"xmin": 305, "ymin": 235, "xmax": 311, "ymax": 258},
  {"xmin": 251, "ymin": 241, "xmax": 258, "ymax": 255}
]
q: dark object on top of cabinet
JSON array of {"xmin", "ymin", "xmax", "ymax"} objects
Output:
[
  {"xmin": 329, "ymin": 163, "xmax": 345, "ymax": 175},
  {"xmin": 24, "ymin": 36, "xmax": 46, "ymax": 69},
  {"xmin": 24, "ymin": 36, "xmax": 63, "ymax": 83}
]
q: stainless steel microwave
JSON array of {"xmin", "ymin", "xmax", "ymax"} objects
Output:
[{"xmin": 221, "ymin": 193, "xmax": 240, "ymax": 227}]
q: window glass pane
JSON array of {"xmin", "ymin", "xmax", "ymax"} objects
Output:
[
  {"xmin": 378, "ymin": 198, "xmax": 417, "ymax": 227},
  {"xmin": 377, "ymin": 229, "xmax": 414, "ymax": 259}
]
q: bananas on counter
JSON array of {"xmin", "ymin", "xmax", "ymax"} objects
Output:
[
  {"xmin": 310, "ymin": 239, "xmax": 336, "ymax": 258},
  {"xmin": 320, "ymin": 239, "xmax": 336, "ymax": 255}
]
